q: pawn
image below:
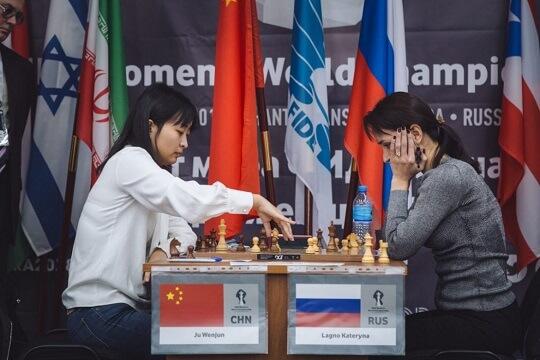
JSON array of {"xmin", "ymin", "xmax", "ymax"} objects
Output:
[
  {"xmin": 341, "ymin": 239, "xmax": 349, "ymax": 255},
  {"xmin": 236, "ymin": 234, "xmax": 246, "ymax": 252},
  {"xmin": 187, "ymin": 245, "xmax": 195, "ymax": 259},
  {"xmin": 250, "ymin": 236, "xmax": 261, "ymax": 253},
  {"xmin": 195, "ymin": 236, "xmax": 202, "ymax": 251},
  {"xmin": 362, "ymin": 233, "xmax": 375, "ymax": 263},
  {"xmin": 305, "ymin": 238, "xmax": 316, "ymax": 254},
  {"xmin": 349, "ymin": 233, "xmax": 359, "ymax": 249},
  {"xmin": 378, "ymin": 240, "xmax": 390, "ymax": 264}
]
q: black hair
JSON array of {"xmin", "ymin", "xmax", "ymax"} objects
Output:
[
  {"xmin": 363, "ymin": 92, "xmax": 480, "ymax": 173},
  {"xmin": 99, "ymin": 83, "xmax": 198, "ymax": 171}
]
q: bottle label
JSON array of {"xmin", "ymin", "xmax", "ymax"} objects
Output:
[{"xmin": 352, "ymin": 206, "xmax": 372, "ymax": 221}]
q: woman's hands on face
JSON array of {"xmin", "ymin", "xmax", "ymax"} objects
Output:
[
  {"xmin": 252, "ymin": 194, "xmax": 295, "ymax": 241},
  {"xmin": 389, "ymin": 127, "xmax": 427, "ymax": 190}
]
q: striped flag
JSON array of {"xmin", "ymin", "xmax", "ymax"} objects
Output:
[
  {"xmin": 74, "ymin": 0, "xmax": 128, "ymax": 218},
  {"xmin": 285, "ymin": 0, "xmax": 333, "ymax": 234},
  {"xmin": 498, "ymin": 0, "xmax": 540, "ymax": 270},
  {"xmin": 20, "ymin": 0, "xmax": 88, "ymax": 256},
  {"xmin": 343, "ymin": 0, "xmax": 407, "ymax": 229},
  {"xmin": 4, "ymin": 4, "xmax": 34, "ymax": 269}
]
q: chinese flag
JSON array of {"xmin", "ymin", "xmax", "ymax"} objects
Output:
[
  {"xmin": 204, "ymin": 0, "xmax": 262, "ymax": 238},
  {"xmin": 160, "ymin": 284, "xmax": 224, "ymax": 327}
]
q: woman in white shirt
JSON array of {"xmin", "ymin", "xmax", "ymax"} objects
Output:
[{"xmin": 62, "ymin": 83, "xmax": 294, "ymax": 360}]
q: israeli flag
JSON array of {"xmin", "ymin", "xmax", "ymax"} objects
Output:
[
  {"xmin": 20, "ymin": 0, "xmax": 88, "ymax": 256},
  {"xmin": 285, "ymin": 0, "xmax": 333, "ymax": 235}
]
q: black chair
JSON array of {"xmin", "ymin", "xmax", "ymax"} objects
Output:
[
  {"xmin": 406, "ymin": 267, "xmax": 540, "ymax": 360},
  {"xmin": 0, "ymin": 302, "xmax": 14, "ymax": 360}
]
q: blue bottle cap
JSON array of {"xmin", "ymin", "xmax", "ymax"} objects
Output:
[{"xmin": 357, "ymin": 185, "xmax": 367, "ymax": 192}]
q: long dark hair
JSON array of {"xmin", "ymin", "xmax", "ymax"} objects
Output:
[
  {"xmin": 99, "ymin": 83, "xmax": 198, "ymax": 171},
  {"xmin": 363, "ymin": 92, "xmax": 480, "ymax": 173}
]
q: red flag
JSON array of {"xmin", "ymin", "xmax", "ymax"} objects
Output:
[
  {"xmin": 497, "ymin": 0, "xmax": 540, "ymax": 270},
  {"xmin": 159, "ymin": 284, "xmax": 224, "ymax": 327},
  {"xmin": 205, "ymin": 0, "xmax": 261, "ymax": 237},
  {"xmin": 10, "ymin": 4, "xmax": 29, "ymax": 58}
]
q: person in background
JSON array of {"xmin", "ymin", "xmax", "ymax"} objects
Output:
[
  {"xmin": 63, "ymin": 83, "xmax": 294, "ymax": 360},
  {"xmin": 364, "ymin": 92, "xmax": 520, "ymax": 356}
]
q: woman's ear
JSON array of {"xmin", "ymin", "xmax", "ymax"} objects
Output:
[
  {"xmin": 410, "ymin": 124, "xmax": 423, "ymax": 144},
  {"xmin": 148, "ymin": 119, "xmax": 156, "ymax": 134}
]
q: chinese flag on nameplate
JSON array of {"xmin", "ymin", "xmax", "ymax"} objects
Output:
[{"xmin": 159, "ymin": 284, "xmax": 224, "ymax": 327}]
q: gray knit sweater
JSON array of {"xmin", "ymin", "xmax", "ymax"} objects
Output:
[{"xmin": 385, "ymin": 156, "xmax": 515, "ymax": 311}]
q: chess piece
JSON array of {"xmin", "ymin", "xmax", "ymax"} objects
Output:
[
  {"xmin": 326, "ymin": 222, "xmax": 337, "ymax": 252},
  {"xmin": 250, "ymin": 236, "xmax": 261, "ymax": 253},
  {"xmin": 349, "ymin": 233, "xmax": 359, "ymax": 249},
  {"xmin": 316, "ymin": 228, "xmax": 324, "ymax": 249},
  {"xmin": 312, "ymin": 235, "xmax": 320, "ymax": 253},
  {"xmin": 362, "ymin": 233, "xmax": 375, "ymax": 263},
  {"xmin": 270, "ymin": 228, "xmax": 281, "ymax": 252},
  {"xmin": 305, "ymin": 238, "xmax": 316, "ymax": 254},
  {"xmin": 259, "ymin": 228, "xmax": 268, "ymax": 251},
  {"xmin": 236, "ymin": 234, "xmax": 246, "ymax": 252},
  {"xmin": 341, "ymin": 239, "xmax": 349, "ymax": 255},
  {"xmin": 169, "ymin": 238, "xmax": 181, "ymax": 258},
  {"xmin": 378, "ymin": 240, "xmax": 390, "ymax": 264},
  {"xmin": 210, "ymin": 228, "xmax": 218, "ymax": 247},
  {"xmin": 216, "ymin": 219, "xmax": 228, "ymax": 252},
  {"xmin": 195, "ymin": 236, "xmax": 203, "ymax": 251},
  {"xmin": 187, "ymin": 245, "xmax": 195, "ymax": 259}
]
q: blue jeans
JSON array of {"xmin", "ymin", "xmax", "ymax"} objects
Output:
[{"xmin": 67, "ymin": 303, "xmax": 164, "ymax": 360}]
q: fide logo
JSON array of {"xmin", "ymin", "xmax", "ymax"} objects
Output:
[
  {"xmin": 373, "ymin": 290, "xmax": 384, "ymax": 308},
  {"xmin": 236, "ymin": 289, "xmax": 247, "ymax": 305}
]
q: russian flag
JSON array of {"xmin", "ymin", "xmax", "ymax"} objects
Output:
[
  {"xmin": 498, "ymin": 0, "xmax": 540, "ymax": 270},
  {"xmin": 295, "ymin": 284, "xmax": 361, "ymax": 327},
  {"xmin": 343, "ymin": 0, "xmax": 407, "ymax": 229}
]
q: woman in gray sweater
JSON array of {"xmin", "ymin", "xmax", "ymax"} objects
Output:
[{"xmin": 363, "ymin": 92, "xmax": 520, "ymax": 355}]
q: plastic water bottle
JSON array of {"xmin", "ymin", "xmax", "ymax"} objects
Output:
[{"xmin": 352, "ymin": 185, "xmax": 372, "ymax": 240}]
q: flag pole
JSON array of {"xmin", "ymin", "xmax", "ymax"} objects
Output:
[
  {"xmin": 344, "ymin": 158, "xmax": 359, "ymax": 237},
  {"xmin": 304, "ymin": 186, "xmax": 313, "ymax": 235},
  {"xmin": 252, "ymin": 0, "xmax": 276, "ymax": 206},
  {"xmin": 255, "ymin": 88, "xmax": 277, "ymax": 206},
  {"xmin": 53, "ymin": 132, "xmax": 80, "ymax": 327}
]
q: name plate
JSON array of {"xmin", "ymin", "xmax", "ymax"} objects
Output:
[
  {"xmin": 257, "ymin": 253, "xmax": 301, "ymax": 261},
  {"xmin": 151, "ymin": 273, "xmax": 267, "ymax": 354}
]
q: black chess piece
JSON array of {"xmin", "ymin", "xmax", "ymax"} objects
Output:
[
  {"xmin": 259, "ymin": 228, "xmax": 268, "ymax": 251},
  {"xmin": 237, "ymin": 234, "xmax": 246, "ymax": 252},
  {"xmin": 187, "ymin": 245, "xmax": 195, "ymax": 259}
]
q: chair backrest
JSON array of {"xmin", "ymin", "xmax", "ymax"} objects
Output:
[
  {"xmin": 522, "ymin": 268, "xmax": 540, "ymax": 359},
  {"xmin": 0, "ymin": 302, "xmax": 13, "ymax": 360},
  {"xmin": 18, "ymin": 344, "xmax": 100, "ymax": 360}
]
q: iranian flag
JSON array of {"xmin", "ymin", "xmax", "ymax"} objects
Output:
[{"xmin": 73, "ymin": 0, "xmax": 128, "ymax": 221}]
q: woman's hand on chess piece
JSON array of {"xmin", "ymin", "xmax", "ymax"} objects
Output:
[
  {"xmin": 143, "ymin": 248, "xmax": 168, "ymax": 283},
  {"xmin": 252, "ymin": 194, "xmax": 295, "ymax": 241}
]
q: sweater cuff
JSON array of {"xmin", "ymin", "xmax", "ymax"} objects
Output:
[{"xmin": 226, "ymin": 189, "xmax": 253, "ymax": 215}]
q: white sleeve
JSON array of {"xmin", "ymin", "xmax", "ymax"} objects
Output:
[{"xmin": 115, "ymin": 148, "xmax": 253, "ymax": 224}]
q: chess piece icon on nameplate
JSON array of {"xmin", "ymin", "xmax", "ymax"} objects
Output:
[
  {"xmin": 305, "ymin": 238, "xmax": 316, "ymax": 254},
  {"xmin": 341, "ymin": 239, "xmax": 349, "ymax": 255},
  {"xmin": 187, "ymin": 245, "xmax": 195, "ymax": 259},
  {"xmin": 250, "ymin": 236, "xmax": 261, "ymax": 253},
  {"xmin": 169, "ymin": 238, "xmax": 181, "ymax": 259},
  {"xmin": 270, "ymin": 228, "xmax": 281, "ymax": 253},
  {"xmin": 378, "ymin": 240, "xmax": 390, "ymax": 264},
  {"xmin": 216, "ymin": 219, "xmax": 228, "ymax": 252},
  {"xmin": 237, "ymin": 234, "xmax": 246, "ymax": 252},
  {"xmin": 362, "ymin": 233, "xmax": 375, "ymax": 263},
  {"xmin": 326, "ymin": 222, "xmax": 337, "ymax": 252}
]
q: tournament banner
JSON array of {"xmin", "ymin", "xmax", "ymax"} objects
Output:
[
  {"xmin": 288, "ymin": 274, "xmax": 404, "ymax": 355},
  {"xmin": 151, "ymin": 273, "xmax": 267, "ymax": 354}
]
